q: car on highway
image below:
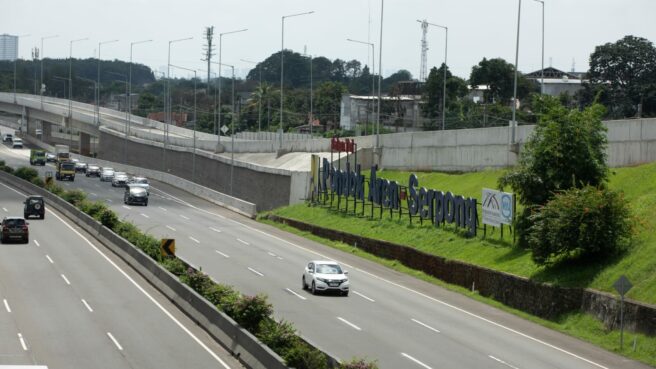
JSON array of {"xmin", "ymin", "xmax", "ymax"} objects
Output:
[
  {"xmin": 0, "ymin": 216, "xmax": 29, "ymax": 244},
  {"xmin": 46, "ymin": 152, "xmax": 57, "ymax": 162},
  {"xmin": 86, "ymin": 164, "xmax": 101, "ymax": 177},
  {"xmin": 128, "ymin": 176, "xmax": 150, "ymax": 194},
  {"xmin": 12, "ymin": 138, "xmax": 23, "ymax": 148},
  {"xmin": 2, "ymin": 133, "xmax": 13, "ymax": 142},
  {"xmin": 112, "ymin": 172, "xmax": 129, "ymax": 187},
  {"xmin": 124, "ymin": 185, "xmax": 148, "ymax": 206},
  {"xmin": 74, "ymin": 162, "xmax": 88, "ymax": 173},
  {"xmin": 302, "ymin": 260, "xmax": 350, "ymax": 296},
  {"xmin": 100, "ymin": 168, "xmax": 115, "ymax": 182},
  {"xmin": 24, "ymin": 195, "xmax": 45, "ymax": 219}
]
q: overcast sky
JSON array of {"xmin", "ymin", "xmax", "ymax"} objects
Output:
[{"xmin": 3, "ymin": 0, "xmax": 655, "ymax": 81}]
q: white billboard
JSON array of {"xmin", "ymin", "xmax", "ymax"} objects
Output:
[{"xmin": 481, "ymin": 188, "xmax": 514, "ymax": 226}]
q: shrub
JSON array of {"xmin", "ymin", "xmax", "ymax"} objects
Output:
[
  {"xmin": 180, "ymin": 268, "xmax": 214, "ymax": 295},
  {"xmin": 256, "ymin": 318, "xmax": 299, "ymax": 355},
  {"xmin": 99, "ymin": 208, "xmax": 119, "ymax": 230},
  {"xmin": 204, "ymin": 283, "xmax": 240, "ymax": 307},
  {"xmin": 30, "ymin": 177, "xmax": 45, "ymax": 187},
  {"xmin": 283, "ymin": 342, "xmax": 329, "ymax": 369},
  {"xmin": 45, "ymin": 182, "xmax": 64, "ymax": 196},
  {"xmin": 527, "ymin": 186, "xmax": 633, "ymax": 265},
  {"xmin": 1, "ymin": 164, "xmax": 14, "ymax": 174},
  {"xmin": 62, "ymin": 189, "xmax": 87, "ymax": 206},
  {"xmin": 339, "ymin": 358, "xmax": 379, "ymax": 369},
  {"xmin": 14, "ymin": 167, "xmax": 39, "ymax": 182},
  {"xmin": 84, "ymin": 201, "xmax": 109, "ymax": 219},
  {"xmin": 161, "ymin": 257, "xmax": 187, "ymax": 276},
  {"xmin": 231, "ymin": 294, "xmax": 273, "ymax": 332}
]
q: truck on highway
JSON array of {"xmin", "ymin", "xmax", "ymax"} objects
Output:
[
  {"xmin": 55, "ymin": 161, "xmax": 76, "ymax": 181},
  {"xmin": 54, "ymin": 144, "xmax": 70, "ymax": 163},
  {"xmin": 30, "ymin": 149, "xmax": 47, "ymax": 166}
]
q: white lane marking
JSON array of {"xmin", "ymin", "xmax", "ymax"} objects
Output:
[
  {"xmin": 46, "ymin": 255, "xmax": 54, "ymax": 264},
  {"xmin": 411, "ymin": 318, "xmax": 440, "ymax": 334},
  {"xmin": 147, "ymin": 183, "xmax": 609, "ymax": 369},
  {"xmin": 122, "ymin": 205, "xmax": 131, "ymax": 210},
  {"xmin": 215, "ymin": 250, "xmax": 230, "ymax": 258},
  {"xmin": 17, "ymin": 333, "xmax": 28, "ymax": 351},
  {"xmin": 61, "ymin": 274, "xmax": 71, "ymax": 285},
  {"xmin": 267, "ymin": 251, "xmax": 277, "ymax": 257},
  {"xmin": 107, "ymin": 332, "xmax": 123, "ymax": 351},
  {"xmin": 106, "ymin": 199, "xmax": 113, "ymax": 203},
  {"xmin": 352, "ymin": 291, "xmax": 375, "ymax": 302},
  {"xmin": 337, "ymin": 317, "xmax": 362, "ymax": 331},
  {"xmin": 209, "ymin": 227, "xmax": 222, "ymax": 233},
  {"xmin": 180, "ymin": 215, "xmax": 190, "ymax": 220},
  {"xmin": 33, "ymin": 239, "xmax": 40, "ymax": 247},
  {"xmin": 90, "ymin": 192, "xmax": 98, "ymax": 196},
  {"xmin": 277, "ymin": 256, "xmax": 284, "ymax": 260},
  {"xmin": 189, "ymin": 236, "xmax": 200, "ymax": 244},
  {"xmin": 95, "ymin": 183, "xmax": 100, "ymax": 188},
  {"xmin": 401, "ymin": 353, "xmax": 432, "ymax": 369},
  {"xmin": 81, "ymin": 299, "xmax": 94, "ymax": 312},
  {"xmin": 489, "ymin": 355, "xmax": 520, "ymax": 369},
  {"xmin": 150, "ymin": 187, "xmax": 225, "ymax": 219},
  {"xmin": 140, "ymin": 213, "xmax": 149, "ymax": 218},
  {"xmin": 165, "ymin": 225, "xmax": 176, "ymax": 232},
  {"xmin": 285, "ymin": 288, "xmax": 307, "ymax": 300},
  {"xmin": 248, "ymin": 267, "xmax": 264, "ymax": 277},
  {"xmin": 2, "ymin": 207, "xmax": 7, "ymax": 212},
  {"xmin": 236, "ymin": 238, "xmax": 249, "ymax": 246},
  {"xmin": 3, "ymin": 299, "xmax": 11, "ymax": 313},
  {"xmin": 158, "ymin": 207, "xmax": 167, "ymax": 212}
]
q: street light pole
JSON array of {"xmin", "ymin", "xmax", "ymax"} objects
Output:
[
  {"xmin": 170, "ymin": 64, "xmax": 197, "ymax": 182},
  {"xmin": 216, "ymin": 29, "xmax": 247, "ymax": 153},
  {"xmin": 280, "ymin": 11, "xmax": 314, "ymax": 132},
  {"xmin": 164, "ymin": 37, "xmax": 193, "ymax": 172},
  {"xmin": 534, "ymin": 0, "xmax": 545, "ymax": 94},
  {"xmin": 347, "ymin": 38, "xmax": 376, "ymax": 136},
  {"xmin": 511, "ymin": 0, "xmax": 522, "ymax": 144},
  {"xmin": 240, "ymin": 59, "xmax": 262, "ymax": 132},
  {"xmin": 127, "ymin": 39, "xmax": 153, "ymax": 160},
  {"xmin": 40, "ymin": 35, "xmax": 58, "ymax": 106},
  {"xmin": 377, "ymin": 0, "xmax": 384, "ymax": 152},
  {"xmin": 97, "ymin": 39, "xmax": 119, "ymax": 125},
  {"xmin": 13, "ymin": 34, "xmax": 31, "ymax": 103},
  {"xmin": 68, "ymin": 37, "xmax": 88, "ymax": 151}
]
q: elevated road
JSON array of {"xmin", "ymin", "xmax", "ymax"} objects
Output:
[{"xmin": 0, "ymin": 136, "xmax": 650, "ymax": 369}]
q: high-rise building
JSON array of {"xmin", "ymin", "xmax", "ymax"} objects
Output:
[{"xmin": 0, "ymin": 34, "xmax": 19, "ymax": 61}]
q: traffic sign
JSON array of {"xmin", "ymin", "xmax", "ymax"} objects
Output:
[
  {"xmin": 613, "ymin": 275, "xmax": 632, "ymax": 296},
  {"xmin": 160, "ymin": 239, "xmax": 175, "ymax": 257},
  {"xmin": 220, "ymin": 125, "xmax": 229, "ymax": 134}
]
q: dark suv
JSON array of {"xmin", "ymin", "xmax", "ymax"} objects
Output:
[
  {"xmin": 1, "ymin": 217, "xmax": 29, "ymax": 243},
  {"xmin": 24, "ymin": 195, "xmax": 45, "ymax": 219}
]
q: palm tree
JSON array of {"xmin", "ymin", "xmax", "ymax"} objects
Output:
[{"xmin": 248, "ymin": 82, "xmax": 277, "ymax": 131}]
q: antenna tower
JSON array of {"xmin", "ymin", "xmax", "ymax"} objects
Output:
[
  {"xmin": 202, "ymin": 26, "xmax": 215, "ymax": 94},
  {"xmin": 419, "ymin": 20, "xmax": 429, "ymax": 81}
]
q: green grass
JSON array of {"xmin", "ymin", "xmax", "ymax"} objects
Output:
[{"xmin": 269, "ymin": 163, "xmax": 656, "ymax": 304}]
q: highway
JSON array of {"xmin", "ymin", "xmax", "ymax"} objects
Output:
[{"xmin": 0, "ymin": 135, "xmax": 650, "ymax": 369}]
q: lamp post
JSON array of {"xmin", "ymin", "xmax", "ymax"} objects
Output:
[
  {"xmin": 240, "ymin": 58, "xmax": 262, "ymax": 132},
  {"xmin": 534, "ymin": 0, "xmax": 545, "ymax": 94},
  {"xmin": 280, "ymin": 11, "xmax": 314, "ymax": 132},
  {"xmin": 13, "ymin": 34, "xmax": 31, "ymax": 103},
  {"xmin": 107, "ymin": 71, "xmax": 129, "ymax": 162},
  {"xmin": 97, "ymin": 39, "xmax": 119, "ymax": 125},
  {"xmin": 68, "ymin": 37, "xmax": 88, "ymax": 151},
  {"xmin": 417, "ymin": 20, "xmax": 448, "ymax": 130},
  {"xmin": 347, "ymin": 38, "xmax": 376, "ymax": 136},
  {"xmin": 127, "ymin": 39, "xmax": 152, "ymax": 150},
  {"xmin": 215, "ymin": 29, "xmax": 247, "ymax": 152},
  {"xmin": 377, "ymin": 0, "xmax": 384, "ymax": 152},
  {"xmin": 169, "ymin": 64, "xmax": 197, "ymax": 182},
  {"xmin": 40, "ymin": 35, "xmax": 58, "ymax": 106},
  {"xmin": 52, "ymin": 76, "xmax": 67, "ymax": 99},
  {"xmin": 164, "ymin": 37, "xmax": 193, "ymax": 172},
  {"xmin": 511, "ymin": 0, "xmax": 522, "ymax": 144},
  {"xmin": 213, "ymin": 62, "xmax": 235, "ymax": 195}
]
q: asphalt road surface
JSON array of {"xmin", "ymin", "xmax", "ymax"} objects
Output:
[{"xmin": 0, "ymin": 133, "xmax": 650, "ymax": 369}]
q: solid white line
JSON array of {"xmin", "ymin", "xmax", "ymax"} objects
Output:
[
  {"xmin": 411, "ymin": 318, "xmax": 440, "ymax": 334},
  {"xmin": 159, "ymin": 207, "xmax": 167, "ymax": 212},
  {"xmin": 3, "ymin": 299, "xmax": 11, "ymax": 313},
  {"xmin": 489, "ymin": 355, "xmax": 520, "ymax": 369},
  {"xmin": 180, "ymin": 215, "xmax": 190, "ymax": 220},
  {"xmin": 107, "ymin": 332, "xmax": 123, "ymax": 351},
  {"xmin": 237, "ymin": 238, "xmax": 249, "ymax": 246},
  {"xmin": 285, "ymin": 288, "xmax": 307, "ymax": 300},
  {"xmin": 209, "ymin": 227, "xmax": 222, "ymax": 233},
  {"xmin": 146, "ymin": 182, "xmax": 609, "ymax": 369},
  {"xmin": 33, "ymin": 239, "xmax": 40, "ymax": 247},
  {"xmin": 248, "ymin": 267, "xmax": 264, "ymax": 277},
  {"xmin": 166, "ymin": 225, "xmax": 176, "ymax": 232},
  {"xmin": 2, "ymin": 207, "xmax": 7, "ymax": 212},
  {"xmin": 353, "ymin": 291, "xmax": 375, "ymax": 302},
  {"xmin": 46, "ymin": 255, "xmax": 54, "ymax": 264},
  {"xmin": 17, "ymin": 333, "xmax": 27, "ymax": 351},
  {"xmin": 122, "ymin": 205, "xmax": 131, "ymax": 210},
  {"xmin": 140, "ymin": 213, "xmax": 149, "ymax": 218},
  {"xmin": 215, "ymin": 250, "xmax": 230, "ymax": 258},
  {"xmin": 337, "ymin": 317, "xmax": 362, "ymax": 331},
  {"xmin": 401, "ymin": 353, "xmax": 432, "ymax": 369},
  {"xmin": 61, "ymin": 274, "xmax": 71, "ymax": 285},
  {"xmin": 267, "ymin": 251, "xmax": 277, "ymax": 257},
  {"xmin": 189, "ymin": 236, "xmax": 200, "ymax": 244},
  {"xmin": 81, "ymin": 299, "xmax": 93, "ymax": 312}
]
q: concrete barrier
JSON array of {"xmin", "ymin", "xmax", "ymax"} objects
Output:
[{"xmin": 0, "ymin": 171, "xmax": 290, "ymax": 369}]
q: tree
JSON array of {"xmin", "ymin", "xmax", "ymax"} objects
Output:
[
  {"xmin": 469, "ymin": 57, "xmax": 537, "ymax": 104},
  {"xmin": 382, "ymin": 70, "xmax": 412, "ymax": 92},
  {"xmin": 422, "ymin": 64, "xmax": 468, "ymax": 124},
  {"xmin": 588, "ymin": 35, "xmax": 656, "ymax": 118},
  {"xmin": 314, "ymin": 81, "xmax": 347, "ymax": 128}
]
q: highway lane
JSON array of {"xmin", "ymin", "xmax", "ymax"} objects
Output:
[
  {"xmin": 0, "ymin": 162, "xmax": 243, "ymax": 368},
  {"xmin": 0, "ymin": 138, "xmax": 650, "ymax": 369}
]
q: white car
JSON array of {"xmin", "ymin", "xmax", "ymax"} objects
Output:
[
  {"xmin": 11, "ymin": 138, "xmax": 23, "ymax": 148},
  {"xmin": 111, "ymin": 172, "xmax": 129, "ymax": 187},
  {"xmin": 128, "ymin": 176, "xmax": 150, "ymax": 194},
  {"xmin": 302, "ymin": 260, "xmax": 350, "ymax": 296},
  {"xmin": 2, "ymin": 133, "xmax": 13, "ymax": 142},
  {"xmin": 100, "ymin": 168, "xmax": 115, "ymax": 182}
]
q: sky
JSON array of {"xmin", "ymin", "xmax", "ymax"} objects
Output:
[{"xmin": 2, "ymin": 0, "xmax": 655, "ymax": 81}]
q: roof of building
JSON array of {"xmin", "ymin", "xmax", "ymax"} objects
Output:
[{"xmin": 525, "ymin": 67, "xmax": 583, "ymax": 80}]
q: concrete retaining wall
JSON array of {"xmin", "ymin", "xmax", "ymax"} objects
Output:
[{"xmin": 269, "ymin": 215, "xmax": 656, "ymax": 337}]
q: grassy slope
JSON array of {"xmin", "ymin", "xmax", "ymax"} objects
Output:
[{"xmin": 271, "ymin": 164, "xmax": 656, "ymax": 304}]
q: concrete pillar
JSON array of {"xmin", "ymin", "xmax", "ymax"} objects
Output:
[
  {"xmin": 79, "ymin": 132, "xmax": 91, "ymax": 156},
  {"xmin": 41, "ymin": 121, "xmax": 52, "ymax": 143}
]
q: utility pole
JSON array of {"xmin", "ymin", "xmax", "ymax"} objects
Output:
[
  {"xmin": 202, "ymin": 26, "xmax": 215, "ymax": 95},
  {"xmin": 31, "ymin": 48, "xmax": 39, "ymax": 95}
]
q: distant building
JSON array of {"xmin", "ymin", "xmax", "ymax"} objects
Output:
[
  {"xmin": 525, "ymin": 67, "xmax": 585, "ymax": 96},
  {"xmin": 0, "ymin": 34, "xmax": 18, "ymax": 61},
  {"xmin": 147, "ymin": 111, "xmax": 188, "ymax": 127},
  {"xmin": 340, "ymin": 93, "xmax": 423, "ymax": 132}
]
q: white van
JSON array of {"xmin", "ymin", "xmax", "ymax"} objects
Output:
[{"xmin": 12, "ymin": 138, "xmax": 23, "ymax": 148}]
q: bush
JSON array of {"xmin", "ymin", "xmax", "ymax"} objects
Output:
[
  {"xmin": 45, "ymin": 182, "xmax": 64, "ymax": 196},
  {"xmin": 99, "ymin": 208, "xmax": 119, "ymax": 230},
  {"xmin": 14, "ymin": 167, "xmax": 39, "ymax": 182},
  {"xmin": 204, "ymin": 283, "xmax": 240, "ymax": 307},
  {"xmin": 62, "ymin": 189, "xmax": 87, "ymax": 206},
  {"xmin": 256, "ymin": 318, "xmax": 299, "ymax": 355},
  {"xmin": 180, "ymin": 268, "xmax": 214, "ymax": 295},
  {"xmin": 1, "ymin": 165, "xmax": 14, "ymax": 174},
  {"xmin": 283, "ymin": 342, "xmax": 329, "ymax": 369},
  {"xmin": 30, "ymin": 177, "xmax": 45, "ymax": 187},
  {"xmin": 527, "ymin": 186, "xmax": 633, "ymax": 265},
  {"xmin": 339, "ymin": 358, "xmax": 379, "ymax": 369},
  {"xmin": 161, "ymin": 257, "xmax": 187, "ymax": 276},
  {"xmin": 83, "ymin": 201, "xmax": 109, "ymax": 219},
  {"xmin": 231, "ymin": 294, "xmax": 273, "ymax": 332}
]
